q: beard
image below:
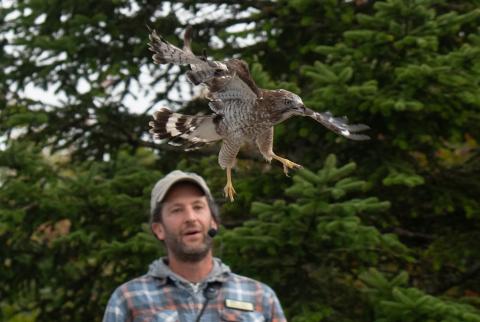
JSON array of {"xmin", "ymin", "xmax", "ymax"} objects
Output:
[{"xmin": 163, "ymin": 227, "xmax": 213, "ymax": 263}]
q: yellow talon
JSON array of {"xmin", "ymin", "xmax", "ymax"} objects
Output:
[
  {"xmin": 272, "ymin": 155, "xmax": 302, "ymax": 176},
  {"xmin": 224, "ymin": 183, "xmax": 236, "ymax": 202},
  {"xmin": 224, "ymin": 166, "xmax": 236, "ymax": 202}
]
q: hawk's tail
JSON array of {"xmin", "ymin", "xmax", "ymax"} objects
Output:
[
  {"xmin": 149, "ymin": 108, "xmax": 222, "ymax": 150},
  {"xmin": 148, "ymin": 28, "xmax": 204, "ymax": 65}
]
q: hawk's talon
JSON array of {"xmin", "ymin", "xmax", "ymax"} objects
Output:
[
  {"xmin": 224, "ymin": 183, "xmax": 236, "ymax": 202},
  {"xmin": 271, "ymin": 155, "xmax": 302, "ymax": 177},
  {"xmin": 283, "ymin": 162, "xmax": 302, "ymax": 177},
  {"xmin": 224, "ymin": 166, "xmax": 236, "ymax": 202}
]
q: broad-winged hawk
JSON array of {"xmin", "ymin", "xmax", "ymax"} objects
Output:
[{"xmin": 148, "ymin": 27, "xmax": 370, "ymax": 201}]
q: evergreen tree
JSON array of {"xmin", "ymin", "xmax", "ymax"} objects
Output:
[
  {"xmin": 361, "ymin": 269, "xmax": 480, "ymax": 322},
  {"xmin": 299, "ymin": 0, "xmax": 480, "ymax": 300},
  {"xmin": 219, "ymin": 155, "xmax": 411, "ymax": 321},
  {"xmin": 1, "ymin": 0, "xmax": 480, "ymax": 320},
  {"xmin": 0, "ymin": 143, "xmax": 162, "ymax": 321}
]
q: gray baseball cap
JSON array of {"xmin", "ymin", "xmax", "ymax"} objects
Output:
[{"xmin": 150, "ymin": 170, "xmax": 213, "ymax": 216}]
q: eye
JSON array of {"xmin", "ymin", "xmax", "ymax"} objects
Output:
[
  {"xmin": 284, "ymin": 99, "xmax": 292, "ymax": 105},
  {"xmin": 170, "ymin": 207, "xmax": 182, "ymax": 214}
]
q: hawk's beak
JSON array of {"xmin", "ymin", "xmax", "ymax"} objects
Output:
[{"xmin": 303, "ymin": 106, "xmax": 315, "ymax": 116}]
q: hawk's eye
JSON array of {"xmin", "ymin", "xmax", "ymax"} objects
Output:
[{"xmin": 284, "ymin": 99, "xmax": 292, "ymax": 105}]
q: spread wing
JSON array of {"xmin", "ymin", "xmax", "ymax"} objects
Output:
[
  {"xmin": 148, "ymin": 28, "xmax": 260, "ymax": 113},
  {"xmin": 148, "ymin": 27, "xmax": 205, "ymax": 66},
  {"xmin": 305, "ymin": 109, "xmax": 370, "ymax": 140}
]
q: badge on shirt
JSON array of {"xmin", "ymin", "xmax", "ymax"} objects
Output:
[{"xmin": 225, "ymin": 299, "xmax": 254, "ymax": 312}]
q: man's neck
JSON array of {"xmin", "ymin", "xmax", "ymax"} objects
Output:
[{"xmin": 167, "ymin": 253, "xmax": 214, "ymax": 283}]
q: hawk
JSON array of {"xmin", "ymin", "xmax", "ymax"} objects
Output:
[{"xmin": 148, "ymin": 27, "xmax": 369, "ymax": 201}]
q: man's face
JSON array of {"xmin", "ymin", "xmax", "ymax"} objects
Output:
[{"xmin": 152, "ymin": 182, "xmax": 217, "ymax": 262}]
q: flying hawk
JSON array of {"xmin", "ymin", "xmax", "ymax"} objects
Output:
[{"xmin": 148, "ymin": 27, "xmax": 369, "ymax": 201}]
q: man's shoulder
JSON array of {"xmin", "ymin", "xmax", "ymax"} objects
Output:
[{"xmin": 225, "ymin": 272, "xmax": 276, "ymax": 295}]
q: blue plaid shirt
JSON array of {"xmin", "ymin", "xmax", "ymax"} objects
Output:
[{"xmin": 103, "ymin": 257, "xmax": 286, "ymax": 322}]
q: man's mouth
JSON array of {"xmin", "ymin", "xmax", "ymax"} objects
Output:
[{"xmin": 183, "ymin": 229, "xmax": 202, "ymax": 237}]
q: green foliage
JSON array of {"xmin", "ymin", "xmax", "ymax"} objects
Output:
[
  {"xmin": 1, "ymin": 0, "xmax": 480, "ymax": 321},
  {"xmin": 0, "ymin": 143, "xmax": 163, "ymax": 321},
  {"xmin": 299, "ymin": 1, "xmax": 480, "ymax": 307},
  {"xmin": 0, "ymin": 303, "xmax": 38, "ymax": 322},
  {"xmin": 219, "ymin": 155, "xmax": 409, "ymax": 320},
  {"xmin": 361, "ymin": 269, "xmax": 480, "ymax": 322}
]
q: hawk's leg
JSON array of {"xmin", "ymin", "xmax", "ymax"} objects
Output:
[
  {"xmin": 224, "ymin": 166, "xmax": 236, "ymax": 202},
  {"xmin": 218, "ymin": 139, "xmax": 241, "ymax": 202},
  {"xmin": 256, "ymin": 127, "xmax": 302, "ymax": 177}
]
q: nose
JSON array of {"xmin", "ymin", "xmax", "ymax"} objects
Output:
[{"xmin": 184, "ymin": 205, "xmax": 198, "ymax": 222}]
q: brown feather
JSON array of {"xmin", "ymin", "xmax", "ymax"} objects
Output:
[{"xmin": 225, "ymin": 59, "xmax": 261, "ymax": 97}]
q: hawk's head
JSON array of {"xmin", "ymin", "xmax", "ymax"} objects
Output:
[{"xmin": 272, "ymin": 89, "xmax": 306, "ymax": 121}]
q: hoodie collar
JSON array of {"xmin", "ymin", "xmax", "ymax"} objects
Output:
[{"xmin": 147, "ymin": 257, "xmax": 231, "ymax": 285}]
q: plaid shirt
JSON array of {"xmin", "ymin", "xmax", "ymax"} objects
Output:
[{"xmin": 103, "ymin": 257, "xmax": 286, "ymax": 322}]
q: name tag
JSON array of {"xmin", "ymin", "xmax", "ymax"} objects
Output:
[{"xmin": 225, "ymin": 299, "xmax": 254, "ymax": 312}]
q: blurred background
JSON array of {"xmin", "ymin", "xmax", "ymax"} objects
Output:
[{"xmin": 1, "ymin": 0, "xmax": 480, "ymax": 321}]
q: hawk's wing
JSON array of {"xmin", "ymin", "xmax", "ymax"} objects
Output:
[
  {"xmin": 148, "ymin": 28, "xmax": 206, "ymax": 65},
  {"xmin": 306, "ymin": 109, "xmax": 370, "ymax": 140},
  {"xmin": 148, "ymin": 28, "xmax": 259, "ymax": 113},
  {"xmin": 202, "ymin": 59, "xmax": 260, "ymax": 113}
]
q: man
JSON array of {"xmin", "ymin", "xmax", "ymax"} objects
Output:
[{"xmin": 103, "ymin": 170, "xmax": 287, "ymax": 321}]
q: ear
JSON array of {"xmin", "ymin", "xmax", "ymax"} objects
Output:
[
  {"xmin": 151, "ymin": 223, "xmax": 165, "ymax": 241},
  {"xmin": 211, "ymin": 219, "xmax": 218, "ymax": 231}
]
